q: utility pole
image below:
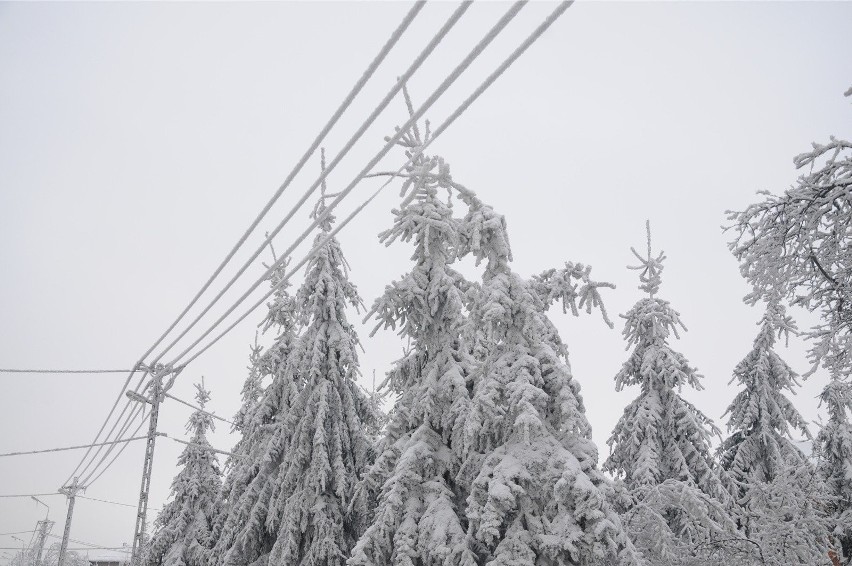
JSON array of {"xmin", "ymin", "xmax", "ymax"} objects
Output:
[
  {"xmin": 31, "ymin": 518, "xmax": 54, "ymax": 566},
  {"xmin": 130, "ymin": 365, "xmax": 173, "ymax": 566},
  {"xmin": 57, "ymin": 478, "xmax": 80, "ymax": 566}
]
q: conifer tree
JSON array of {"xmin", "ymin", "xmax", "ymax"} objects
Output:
[
  {"xmin": 604, "ymin": 223, "xmax": 734, "ymax": 563},
  {"xmin": 260, "ymin": 158, "xmax": 375, "ymax": 566},
  {"xmin": 719, "ymin": 301, "xmax": 810, "ymax": 488},
  {"xmin": 212, "ymin": 254, "xmax": 300, "ymax": 566},
  {"xmin": 353, "ymin": 91, "xmax": 640, "ymax": 564},
  {"xmin": 458, "ymin": 192, "xmax": 640, "ymax": 565},
  {"xmin": 218, "ymin": 337, "xmax": 264, "ymax": 504},
  {"xmin": 217, "ymin": 153, "xmax": 373, "ymax": 566},
  {"xmin": 349, "ymin": 112, "xmax": 478, "ymax": 566},
  {"xmin": 720, "ymin": 301, "xmax": 833, "ymax": 564},
  {"xmin": 146, "ymin": 382, "xmax": 222, "ymax": 566},
  {"xmin": 814, "ymin": 379, "xmax": 852, "ymax": 559}
]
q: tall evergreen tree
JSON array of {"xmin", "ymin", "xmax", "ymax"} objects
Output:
[
  {"xmin": 217, "ymin": 154, "xmax": 373, "ymax": 566},
  {"xmin": 350, "ymin": 112, "xmax": 477, "ymax": 565},
  {"xmin": 353, "ymin": 93, "xmax": 639, "ymax": 564},
  {"xmin": 146, "ymin": 382, "xmax": 222, "ymax": 566},
  {"xmin": 814, "ymin": 378, "xmax": 852, "ymax": 560},
  {"xmin": 720, "ymin": 301, "xmax": 833, "ymax": 564},
  {"xmin": 260, "ymin": 163, "xmax": 375, "ymax": 565},
  {"xmin": 604, "ymin": 223, "xmax": 734, "ymax": 563},
  {"xmin": 218, "ymin": 337, "xmax": 264, "ymax": 507},
  {"xmin": 458, "ymin": 192, "xmax": 640, "ymax": 565},
  {"xmin": 212, "ymin": 255, "xmax": 301, "ymax": 566},
  {"xmin": 719, "ymin": 301, "xmax": 810, "ymax": 488}
]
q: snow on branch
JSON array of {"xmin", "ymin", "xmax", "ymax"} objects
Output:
[
  {"xmin": 726, "ymin": 135, "xmax": 852, "ymax": 376},
  {"xmin": 628, "ymin": 220, "xmax": 666, "ymax": 298},
  {"xmin": 530, "ymin": 263, "xmax": 615, "ymax": 328}
]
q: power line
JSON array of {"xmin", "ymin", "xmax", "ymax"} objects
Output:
[
  {"xmin": 67, "ymin": 0, "xmax": 467, "ymax": 492},
  {"xmin": 81, "ymin": 408, "xmax": 148, "ymax": 488},
  {"xmin": 61, "ymin": 369, "xmax": 146, "ymax": 487},
  {"xmin": 0, "ymin": 494, "xmax": 158, "ymax": 511},
  {"xmin": 44, "ymin": 532, "xmax": 130, "ymax": 550},
  {"xmin": 74, "ymin": 398, "xmax": 148, "ymax": 487},
  {"xmin": 0, "ymin": 494, "xmax": 62, "ymax": 499},
  {"xmin": 0, "ymin": 435, "xmax": 153, "ymax": 458},
  {"xmin": 0, "ymin": 369, "xmax": 132, "ymax": 374},
  {"xmin": 171, "ymin": 1, "xmax": 528, "ymax": 368},
  {"xmin": 0, "ymin": 547, "xmax": 130, "ymax": 552},
  {"xmin": 164, "ymin": 392, "xmax": 234, "ymax": 426},
  {"xmin": 77, "ymin": 495, "xmax": 160, "ymax": 512},
  {"xmin": 142, "ymin": 0, "xmax": 425, "ymax": 370},
  {"xmin": 150, "ymin": 1, "xmax": 472, "ymax": 370},
  {"xmin": 0, "ymin": 532, "xmax": 35, "ymax": 537},
  {"xmin": 53, "ymin": 0, "xmax": 569, "ymax": 512},
  {"xmin": 162, "ymin": 434, "xmax": 242, "ymax": 459},
  {"xmin": 62, "ymin": 1, "xmax": 424, "ymax": 491},
  {"xmin": 184, "ymin": 0, "xmax": 575, "ymax": 366}
]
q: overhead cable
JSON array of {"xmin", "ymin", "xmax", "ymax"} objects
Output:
[
  {"xmin": 61, "ymin": 1, "xmax": 424, "ymax": 488},
  {"xmin": 0, "ymin": 435, "xmax": 155, "ymax": 458},
  {"xmin": 181, "ymin": 0, "xmax": 574, "ymax": 365},
  {"xmin": 151, "ymin": 1, "xmax": 472, "ymax": 368},
  {"xmin": 0, "ymin": 369, "xmax": 131, "ymax": 374},
  {"xmin": 167, "ymin": 1, "xmax": 525, "ymax": 369}
]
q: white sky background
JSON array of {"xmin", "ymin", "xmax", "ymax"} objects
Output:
[{"xmin": 1, "ymin": 0, "xmax": 850, "ymax": 559}]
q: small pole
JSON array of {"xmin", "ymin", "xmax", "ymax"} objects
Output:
[
  {"xmin": 58, "ymin": 477, "xmax": 80, "ymax": 566},
  {"xmin": 130, "ymin": 367, "xmax": 166, "ymax": 565},
  {"xmin": 32, "ymin": 518, "xmax": 54, "ymax": 566}
]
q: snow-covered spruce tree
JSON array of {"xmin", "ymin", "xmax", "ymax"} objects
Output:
[
  {"xmin": 815, "ymin": 378, "xmax": 852, "ymax": 560},
  {"xmin": 719, "ymin": 301, "xmax": 811, "ymax": 490},
  {"xmin": 457, "ymin": 191, "xmax": 641, "ymax": 565},
  {"xmin": 259, "ymin": 172, "xmax": 375, "ymax": 565},
  {"xmin": 604, "ymin": 223, "xmax": 735, "ymax": 564},
  {"xmin": 145, "ymin": 382, "xmax": 222, "ymax": 566},
  {"xmin": 719, "ymin": 301, "xmax": 833, "ymax": 564},
  {"xmin": 212, "ymin": 253, "xmax": 301, "ymax": 565},
  {"xmin": 220, "ymin": 256, "xmax": 299, "ymax": 494},
  {"xmin": 349, "ymin": 118, "xmax": 478, "ymax": 566},
  {"xmin": 218, "ymin": 155, "xmax": 374, "ymax": 566},
  {"xmin": 217, "ymin": 337, "xmax": 264, "ymax": 510}
]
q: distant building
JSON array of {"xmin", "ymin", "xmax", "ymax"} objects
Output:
[{"xmin": 85, "ymin": 549, "xmax": 130, "ymax": 566}]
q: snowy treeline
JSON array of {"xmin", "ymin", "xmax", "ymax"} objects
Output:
[{"xmin": 143, "ymin": 93, "xmax": 852, "ymax": 566}]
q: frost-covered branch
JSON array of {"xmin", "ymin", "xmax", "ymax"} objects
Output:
[{"xmin": 726, "ymin": 136, "xmax": 852, "ymax": 376}]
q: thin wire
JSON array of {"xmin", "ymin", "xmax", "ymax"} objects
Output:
[
  {"xmin": 62, "ymin": 370, "xmax": 146, "ymax": 487},
  {"xmin": 74, "ymin": 395, "xmax": 147, "ymax": 485},
  {"xmin": 152, "ymin": 1, "xmax": 472, "ymax": 368},
  {"xmin": 83, "ymin": 410, "xmax": 149, "ymax": 488},
  {"xmin": 61, "ymin": 3, "xmax": 423, "ymax": 488},
  {"xmin": 162, "ymin": 435, "xmax": 243, "ymax": 459},
  {"xmin": 0, "ymin": 532, "xmax": 35, "ymax": 537},
  {"xmin": 168, "ymin": 1, "xmax": 523, "ymax": 369},
  {"xmin": 0, "ymin": 545, "xmax": 131, "ymax": 552},
  {"xmin": 0, "ymin": 369, "xmax": 132, "ymax": 374},
  {"xmin": 0, "ymin": 494, "xmax": 62, "ymax": 499},
  {"xmin": 182, "ymin": 1, "xmax": 573, "ymax": 366},
  {"xmin": 144, "ymin": 1, "xmax": 424, "ymax": 367},
  {"xmin": 0, "ymin": 436, "xmax": 151, "ymax": 458},
  {"xmin": 429, "ymin": 2, "xmax": 574, "ymax": 143},
  {"xmin": 77, "ymin": 495, "xmax": 160, "ymax": 512},
  {"xmin": 62, "ymin": 1, "xmax": 458, "ymax": 489},
  {"xmin": 44, "ymin": 532, "xmax": 133, "ymax": 550},
  {"xmin": 77, "ymin": 404, "xmax": 149, "ymax": 488},
  {"xmin": 164, "ymin": 392, "xmax": 234, "ymax": 426}
]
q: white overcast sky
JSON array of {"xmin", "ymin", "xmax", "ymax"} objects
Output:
[{"xmin": 1, "ymin": 1, "xmax": 850, "ymax": 560}]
